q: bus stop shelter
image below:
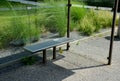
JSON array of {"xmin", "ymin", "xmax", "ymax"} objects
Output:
[{"xmin": 66, "ymin": 0, "xmax": 119, "ymax": 65}]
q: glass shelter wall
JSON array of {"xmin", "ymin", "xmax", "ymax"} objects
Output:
[
  {"xmin": 0, "ymin": 0, "xmax": 67, "ymax": 49},
  {"xmin": 0, "ymin": 0, "xmax": 69, "ymax": 67}
]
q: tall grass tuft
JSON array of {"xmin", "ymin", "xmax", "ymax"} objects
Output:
[
  {"xmin": 40, "ymin": 1, "xmax": 67, "ymax": 36},
  {"xmin": 70, "ymin": 3, "xmax": 87, "ymax": 31},
  {"xmin": 0, "ymin": 1, "xmax": 41, "ymax": 48},
  {"xmin": 71, "ymin": 7, "xmax": 87, "ymax": 22},
  {"xmin": 79, "ymin": 15, "xmax": 96, "ymax": 35},
  {"xmin": 0, "ymin": 17, "xmax": 40, "ymax": 48},
  {"xmin": 78, "ymin": 9, "xmax": 113, "ymax": 35}
]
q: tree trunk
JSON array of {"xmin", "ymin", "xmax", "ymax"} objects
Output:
[{"xmin": 117, "ymin": 14, "xmax": 120, "ymax": 38}]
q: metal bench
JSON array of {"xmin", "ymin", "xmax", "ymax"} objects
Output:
[{"xmin": 23, "ymin": 37, "xmax": 73, "ymax": 64}]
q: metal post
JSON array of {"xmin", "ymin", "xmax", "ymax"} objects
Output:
[
  {"xmin": 108, "ymin": 0, "xmax": 119, "ymax": 65},
  {"xmin": 43, "ymin": 49, "xmax": 46, "ymax": 64},
  {"xmin": 67, "ymin": 0, "xmax": 71, "ymax": 50},
  {"xmin": 53, "ymin": 46, "xmax": 56, "ymax": 59}
]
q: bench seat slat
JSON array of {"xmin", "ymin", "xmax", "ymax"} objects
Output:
[{"xmin": 24, "ymin": 38, "xmax": 73, "ymax": 53}]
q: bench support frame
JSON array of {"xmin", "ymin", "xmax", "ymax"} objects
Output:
[
  {"xmin": 53, "ymin": 46, "xmax": 56, "ymax": 59},
  {"xmin": 43, "ymin": 49, "xmax": 46, "ymax": 64},
  {"xmin": 108, "ymin": 0, "xmax": 119, "ymax": 65}
]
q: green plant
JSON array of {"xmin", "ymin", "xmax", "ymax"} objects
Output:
[
  {"xmin": 70, "ymin": 20, "xmax": 77, "ymax": 31},
  {"xmin": 36, "ymin": 13, "xmax": 47, "ymax": 33},
  {"xmin": 71, "ymin": 7, "xmax": 87, "ymax": 22},
  {"xmin": 70, "ymin": 3, "xmax": 87, "ymax": 31},
  {"xmin": 0, "ymin": 16, "xmax": 41, "ymax": 48},
  {"xmin": 21, "ymin": 56, "xmax": 37, "ymax": 65},
  {"xmin": 76, "ymin": 41, "xmax": 80, "ymax": 45},
  {"xmin": 87, "ymin": 9, "xmax": 102, "ymax": 32},
  {"xmin": 42, "ymin": 1, "xmax": 67, "ymax": 36},
  {"xmin": 55, "ymin": 12, "xmax": 67, "ymax": 36},
  {"xmin": 0, "ymin": 1, "xmax": 41, "ymax": 48},
  {"xmin": 0, "ymin": 1, "xmax": 33, "ymax": 8},
  {"xmin": 78, "ymin": 9, "xmax": 113, "ymax": 35},
  {"xmin": 0, "ymin": 26, "xmax": 11, "ymax": 48},
  {"xmin": 96, "ymin": 10, "xmax": 112, "ymax": 28},
  {"xmin": 59, "ymin": 47, "xmax": 63, "ymax": 54},
  {"xmin": 79, "ymin": 15, "xmax": 96, "ymax": 35}
]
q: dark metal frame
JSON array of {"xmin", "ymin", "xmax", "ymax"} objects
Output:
[
  {"xmin": 35, "ymin": 0, "xmax": 119, "ymax": 65},
  {"xmin": 66, "ymin": 0, "xmax": 119, "ymax": 65},
  {"xmin": 43, "ymin": 46, "xmax": 56, "ymax": 64},
  {"xmin": 43, "ymin": 49, "xmax": 46, "ymax": 63},
  {"xmin": 53, "ymin": 46, "xmax": 56, "ymax": 59},
  {"xmin": 108, "ymin": 0, "xmax": 119, "ymax": 65},
  {"xmin": 66, "ymin": 0, "xmax": 71, "ymax": 50}
]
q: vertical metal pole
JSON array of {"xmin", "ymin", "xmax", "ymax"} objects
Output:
[
  {"xmin": 67, "ymin": 0, "xmax": 71, "ymax": 50},
  {"xmin": 108, "ymin": 0, "xmax": 119, "ymax": 65},
  {"xmin": 53, "ymin": 46, "xmax": 56, "ymax": 59}
]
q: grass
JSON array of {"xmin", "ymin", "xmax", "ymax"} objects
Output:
[
  {"xmin": 38, "ymin": 1, "xmax": 67, "ymax": 36},
  {"xmin": 0, "ymin": 1, "xmax": 119, "ymax": 48},
  {"xmin": 0, "ymin": 16, "xmax": 41, "ymax": 48},
  {"xmin": 75, "ymin": 9, "xmax": 114, "ymax": 35},
  {"xmin": 0, "ymin": 9, "xmax": 37, "ymax": 17},
  {"xmin": 0, "ymin": 0, "xmax": 42, "ymax": 48},
  {"xmin": 79, "ymin": 15, "xmax": 96, "ymax": 35},
  {"xmin": 0, "ymin": 0, "xmax": 67, "ymax": 48},
  {"xmin": 21, "ymin": 56, "xmax": 37, "ymax": 65},
  {"xmin": 71, "ymin": 7, "xmax": 87, "ymax": 22},
  {"xmin": 70, "ymin": 5, "xmax": 87, "ymax": 31}
]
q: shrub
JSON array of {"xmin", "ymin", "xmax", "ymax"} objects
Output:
[
  {"xmin": 79, "ymin": 15, "xmax": 96, "ymax": 35},
  {"xmin": 0, "ymin": 26, "xmax": 11, "ymax": 48},
  {"xmin": 42, "ymin": 2, "xmax": 67, "ymax": 36},
  {"xmin": 21, "ymin": 56, "xmax": 37, "ymax": 65},
  {"xmin": 0, "ymin": 17, "xmax": 40, "ymax": 48},
  {"xmin": 78, "ymin": 9, "xmax": 113, "ymax": 35},
  {"xmin": 70, "ymin": 3, "xmax": 87, "ymax": 31},
  {"xmin": 87, "ymin": 9, "xmax": 102, "ymax": 32},
  {"xmin": 55, "ymin": 13, "xmax": 67, "ymax": 36},
  {"xmin": 96, "ymin": 10, "xmax": 112, "ymax": 28},
  {"xmin": 70, "ymin": 20, "xmax": 78, "ymax": 31},
  {"xmin": 10, "ymin": 17, "xmax": 40, "ymax": 42},
  {"xmin": 71, "ymin": 7, "xmax": 87, "ymax": 22}
]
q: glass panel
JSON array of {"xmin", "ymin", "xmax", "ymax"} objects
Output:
[{"xmin": 0, "ymin": 0, "xmax": 67, "ymax": 57}]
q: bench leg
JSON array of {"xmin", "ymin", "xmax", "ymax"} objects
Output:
[
  {"xmin": 66, "ymin": 43, "xmax": 70, "ymax": 51},
  {"xmin": 53, "ymin": 46, "xmax": 56, "ymax": 59},
  {"xmin": 43, "ymin": 49, "xmax": 46, "ymax": 64}
]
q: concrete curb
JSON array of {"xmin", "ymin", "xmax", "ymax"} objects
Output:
[{"xmin": 58, "ymin": 27, "xmax": 117, "ymax": 48}]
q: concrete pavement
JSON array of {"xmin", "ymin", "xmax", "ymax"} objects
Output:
[{"xmin": 0, "ymin": 34, "xmax": 120, "ymax": 81}]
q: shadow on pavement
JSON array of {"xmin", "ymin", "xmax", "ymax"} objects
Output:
[
  {"xmin": 0, "ymin": 59, "xmax": 74, "ymax": 81},
  {"xmin": 105, "ymin": 36, "xmax": 120, "ymax": 41},
  {"xmin": 70, "ymin": 64, "xmax": 108, "ymax": 70},
  {"xmin": 0, "ymin": 48, "xmax": 109, "ymax": 81}
]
